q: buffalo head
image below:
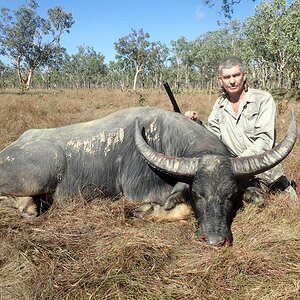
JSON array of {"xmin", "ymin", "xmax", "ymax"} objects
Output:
[{"xmin": 135, "ymin": 109, "xmax": 297, "ymax": 247}]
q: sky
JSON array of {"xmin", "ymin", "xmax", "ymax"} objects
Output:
[{"xmin": 0, "ymin": 0, "xmax": 262, "ymax": 64}]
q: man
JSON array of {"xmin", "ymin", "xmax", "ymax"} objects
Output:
[{"xmin": 185, "ymin": 55, "xmax": 297, "ymax": 202}]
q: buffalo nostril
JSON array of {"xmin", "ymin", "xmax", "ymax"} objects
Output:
[
  {"xmin": 216, "ymin": 239, "xmax": 226, "ymax": 247},
  {"xmin": 199, "ymin": 235, "xmax": 206, "ymax": 242},
  {"xmin": 225, "ymin": 237, "xmax": 232, "ymax": 247},
  {"xmin": 203, "ymin": 236, "xmax": 232, "ymax": 247},
  {"xmin": 216, "ymin": 237, "xmax": 232, "ymax": 247}
]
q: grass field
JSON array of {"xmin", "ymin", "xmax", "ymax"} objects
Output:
[{"xmin": 0, "ymin": 88, "xmax": 299, "ymax": 300}]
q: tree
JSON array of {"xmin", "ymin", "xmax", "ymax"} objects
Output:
[
  {"xmin": 185, "ymin": 21, "xmax": 243, "ymax": 89},
  {"xmin": 243, "ymin": 0, "xmax": 300, "ymax": 88},
  {"xmin": 144, "ymin": 41, "xmax": 169, "ymax": 88},
  {"xmin": 0, "ymin": 0, "xmax": 73, "ymax": 90},
  {"xmin": 204, "ymin": 0, "xmax": 256, "ymax": 18},
  {"xmin": 106, "ymin": 60, "xmax": 131, "ymax": 89},
  {"xmin": 63, "ymin": 45, "xmax": 107, "ymax": 89},
  {"xmin": 170, "ymin": 37, "xmax": 191, "ymax": 89},
  {"xmin": 0, "ymin": 60, "xmax": 16, "ymax": 88},
  {"xmin": 114, "ymin": 28, "xmax": 154, "ymax": 90}
]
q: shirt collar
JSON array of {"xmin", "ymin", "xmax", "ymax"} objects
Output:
[{"xmin": 217, "ymin": 88, "xmax": 253, "ymax": 108}]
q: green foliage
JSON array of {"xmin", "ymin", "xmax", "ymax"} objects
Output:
[
  {"xmin": 63, "ymin": 45, "xmax": 107, "ymax": 89},
  {"xmin": 0, "ymin": 0, "xmax": 74, "ymax": 90},
  {"xmin": 1, "ymin": 0, "xmax": 298, "ymax": 91},
  {"xmin": 168, "ymin": 21, "xmax": 243, "ymax": 89},
  {"xmin": 135, "ymin": 90, "xmax": 147, "ymax": 106},
  {"xmin": 0, "ymin": 60, "xmax": 16, "ymax": 88},
  {"xmin": 169, "ymin": 37, "xmax": 191, "ymax": 88},
  {"xmin": 243, "ymin": 0, "xmax": 300, "ymax": 88},
  {"xmin": 143, "ymin": 41, "xmax": 169, "ymax": 88},
  {"xmin": 115, "ymin": 28, "xmax": 151, "ymax": 69},
  {"xmin": 114, "ymin": 28, "xmax": 157, "ymax": 90},
  {"xmin": 203, "ymin": 0, "xmax": 256, "ymax": 19}
]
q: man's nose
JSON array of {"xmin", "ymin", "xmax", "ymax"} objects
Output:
[{"xmin": 229, "ymin": 76, "xmax": 235, "ymax": 83}]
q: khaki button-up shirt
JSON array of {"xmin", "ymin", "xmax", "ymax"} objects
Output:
[{"xmin": 207, "ymin": 88, "xmax": 276, "ymax": 157}]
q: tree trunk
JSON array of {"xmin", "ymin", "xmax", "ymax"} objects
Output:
[
  {"xmin": 133, "ymin": 65, "xmax": 141, "ymax": 90},
  {"xmin": 185, "ymin": 64, "xmax": 189, "ymax": 88},
  {"xmin": 176, "ymin": 58, "xmax": 180, "ymax": 89},
  {"xmin": 15, "ymin": 57, "xmax": 34, "ymax": 91},
  {"xmin": 25, "ymin": 68, "xmax": 34, "ymax": 90}
]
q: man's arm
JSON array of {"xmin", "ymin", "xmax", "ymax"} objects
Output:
[
  {"xmin": 207, "ymin": 101, "xmax": 222, "ymax": 139},
  {"xmin": 240, "ymin": 95, "xmax": 276, "ymax": 156}
]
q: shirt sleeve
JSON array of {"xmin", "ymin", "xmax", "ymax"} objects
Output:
[
  {"xmin": 207, "ymin": 99, "xmax": 222, "ymax": 140},
  {"xmin": 240, "ymin": 94, "xmax": 276, "ymax": 156}
]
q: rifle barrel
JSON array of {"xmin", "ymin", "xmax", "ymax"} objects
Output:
[{"xmin": 163, "ymin": 82, "xmax": 181, "ymax": 113}]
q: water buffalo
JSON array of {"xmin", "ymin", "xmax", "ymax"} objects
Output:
[{"xmin": 0, "ymin": 107, "xmax": 297, "ymax": 246}]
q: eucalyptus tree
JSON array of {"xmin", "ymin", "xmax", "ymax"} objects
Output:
[
  {"xmin": 77, "ymin": 45, "xmax": 106, "ymax": 89},
  {"xmin": 114, "ymin": 28, "xmax": 155, "ymax": 90},
  {"xmin": 285, "ymin": 0, "xmax": 300, "ymax": 89},
  {"xmin": 243, "ymin": 0, "xmax": 300, "ymax": 89},
  {"xmin": 106, "ymin": 61, "xmax": 127, "ymax": 89},
  {"xmin": 0, "ymin": 61, "xmax": 8, "ymax": 88},
  {"xmin": 0, "ymin": 61, "xmax": 16, "ymax": 88},
  {"xmin": 191, "ymin": 21, "xmax": 243, "ymax": 89},
  {"xmin": 143, "ymin": 41, "xmax": 169, "ymax": 88},
  {"xmin": 63, "ymin": 45, "xmax": 107, "ymax": 89},
  {"xmin": 203, "ymin": 0, "xmax": 252, "ymax": 19},
  {"xmin": 169, "ymin": 37, "xmax": 191, "ymax": 89},
  {"xmin": 192, "ymin": 33, "xmax": 223, "ymax": 89},
  {"xmin": 0, "ymin": 0, "xmax": 73, "ymax": 90}
]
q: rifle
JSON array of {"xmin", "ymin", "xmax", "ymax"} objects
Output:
[{"xmin": 163, "ymin": 81, "xmax": 181, "ymax": 113}]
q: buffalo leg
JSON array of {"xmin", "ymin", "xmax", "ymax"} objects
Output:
[
  {"xmin": 129, "ymin": 202, "xmax": 153, "ymax": 218},
  {"xmin": 144, "ymin": 202, "xmax": 191, "ymax": 222},
  {"xmin": 0, "ymin": 139, "xmax": 66, "ymax": 197},
  {"xmin": 0, "ymin": 196, "xmax": 38, "ymax": 217},
  {"xmin": 130, "ymin": 202, "xmax": 191, "ymax": 222},
  {"xmin": 164, "ymin": 182, "xmax": 190, "ymax": 210},
  {"xmin": 130, "ymin": 182, "xmax": 192, "ymax": 222}
]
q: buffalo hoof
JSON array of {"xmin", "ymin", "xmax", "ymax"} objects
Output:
[
  {"xmin": 130, "ymin": 202, "xmax": 191, "ymax": 222},
  {"xmin": 164, "ymin": 192, "xmax": 184, "ymax": 210},
  {"xmin": 0, "ymin": 196, "xmax": 38, "ymax": 217},
  {"xmin": 129, "ymin": 203, "xmax": 153, "ymax": 218},
  {"xmin": 17, "ymin": 197, "xmax": 38, "ymax": 217}
]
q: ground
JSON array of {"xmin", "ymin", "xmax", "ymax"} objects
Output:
[{"xmin": 0, "ymin": 88, "xmax": 299, "ymax": 299}]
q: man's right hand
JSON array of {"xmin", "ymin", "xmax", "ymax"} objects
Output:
[{"xmin": 184, "ymin": 111, "xmax": 199, "ymax": 122}]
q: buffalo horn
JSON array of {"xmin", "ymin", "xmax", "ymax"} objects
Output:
[{"xmin": 134, "ymin": 119, "xmax": 198, "ymax": 177}]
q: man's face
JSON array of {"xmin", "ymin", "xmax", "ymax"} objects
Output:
[{"xmin": 218, "ymin": 65, "xmax": 247, "ymax": 97}]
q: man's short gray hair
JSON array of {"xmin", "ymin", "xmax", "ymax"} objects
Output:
[{"xmin": 218, "ymin": 56, "xmax": 245, "ymax": 74}]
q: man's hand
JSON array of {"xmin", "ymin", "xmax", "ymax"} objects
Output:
[{"xmin": 184, "ymin": 111, "xmax": 199, "ymax": 122}]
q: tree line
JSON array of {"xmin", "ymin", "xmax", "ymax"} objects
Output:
[{"xmin": 0, "ymin": 0, "xmax": 299, "ymax": 91}]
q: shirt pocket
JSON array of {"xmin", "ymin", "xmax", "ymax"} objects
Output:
[{"xmin": 243, "ymin": 109, "xmax": 259, "ymax": 134}]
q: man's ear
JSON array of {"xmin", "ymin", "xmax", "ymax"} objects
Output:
[{"xmin": 217, "ymin": 75, "xmax": 223, "ymax": 85}]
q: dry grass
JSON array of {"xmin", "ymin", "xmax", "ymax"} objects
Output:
[{"xmin": 0, "ymin": 88, "xmax": 299, "ymax": 300}]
